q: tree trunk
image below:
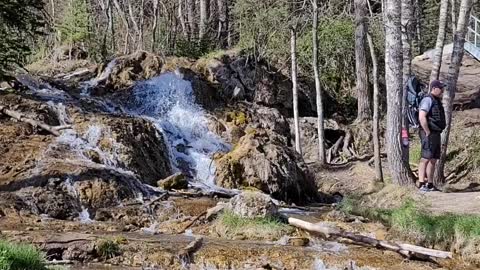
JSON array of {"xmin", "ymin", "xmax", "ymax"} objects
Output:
[
  {"xmin": 413, "ymin": 0, "xmax": 424, "ymax": 54},
  {"xmin": 312, "ymin": 0, "xmax": 325, "ymax": 164},
  {"xmin": 435, "ymin": 0, "xmax": 474, "ymax": 186},
  {"xmin": 430, "ymin": 0, "xmax": 450, "ymax": 82},
  {"xmin": 384, "ymin": 0, "xmax": 412, "ymax": 186},
  {"xmin": 451, "ymin": 0, "xmax": 457, "ymax": 37},
  {"xmin": 152, "ymin": 0, "xmax": 160, "ymax": 51},
  {"xmin": 112, "ymin": 0, "xmax": 131, "ymax": 54},
  {"xmin": 199, "ymin": 0, "xmax": 209, "ymax": 40},
  {"xmin": 187, "ymin": 0, "xmax": 196, "ymax": 39},
  {"xmin": 354, "ymin": 0, "xmax": 371, "ymax": 121},
  {"xmin": 217, "ymin": 0, "xmax": 227, "ymax": 47},
  {"xmin": 367, "ymin": 33, "xmax": 384, "ymax": 182},
  {"xmin": 291, "ymin": 27, "xmax": 302, "ymax": 155},
  {"xmin": 401, "ymin": 0, "xmax": 415, "ymax": 174},
  {"xmin": 178, "ymin": 0, "xmax": 189, "ymax": 39},
  {"xmin": 127, "ymin": 0, "xmax": 141, "ymax": 50}
]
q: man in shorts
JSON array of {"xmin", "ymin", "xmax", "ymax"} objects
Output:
[{"xmin": 418, "ymin": 80, "xmax": 447, "ymax": 192}]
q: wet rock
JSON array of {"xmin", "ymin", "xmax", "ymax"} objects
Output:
[
  {"xmin": 157, "ymin": 173, "xmax": 188, "ymax": 190},
  {"xmin": 100, "ymin": 51, "xmax": 163, "ymax": 91},
  {"xmin": 228, "ymin": 192, "xmax": 278, "ymax": 219},
  {"xmin": 215, "ymin": 132, "xmax": 317, "ymax": 204}
]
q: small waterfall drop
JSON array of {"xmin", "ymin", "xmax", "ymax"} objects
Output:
[
  {"xmin": 124, "ymin": 72, "xmax": 231, "ymax": 188},
  {"xmin": 80, "ymin": 59, "xmax": 117, "ymax": 95}
]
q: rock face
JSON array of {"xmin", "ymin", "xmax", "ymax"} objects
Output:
[
  {"xmin": 228, "ymin": 192, "xmax": 278, "ymax": 219},
  {"xmin": 101, "ymin": 51, "xmax": 163, "ymax": 91},
  {"xmin": 412, "ymin": 44, "xmax": 480, "ymax": 108},
  {"xmin": 196, "ymin": 50, "xmax": 316, "ymax": 116},
  {"xmin": 0, "ymin": 93, "xmax": 171, "ymax": 219},
  {"xmin": 213, "ymin": 105, "xmax": 317, "ymax": 204}
]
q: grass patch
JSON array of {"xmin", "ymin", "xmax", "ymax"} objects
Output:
[
  {"xmin": 409, "ymin": 141, "xmax": 422, "ymax": 165},
  {"xmin": 213, "ymin": 210, "xmax": 293, "ymax": 241},
  {"xmin": 96, "ymin": 238, "xmax": 122, "ymax": 260},
  {"xmin": 339, "ymin": 197, "xmax": 480, "ymax": 261},
  {"xmin": 0, "ymin": 240, "xmax": 47, "ymax": 270}
]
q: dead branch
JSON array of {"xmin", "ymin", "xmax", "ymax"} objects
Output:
[
  {"xmin": 327, "ymin": 136, "xmax": 344, "ymax": 163},
  {"xmin": 0, "ymin": 105, "xmax": 71, "ymax": 136},
  {"xmin": 177, "ymin": 211, "xmax": 207, "ymax": 234},
  {"xmin": 178, "ymin": 236, "xmax": 203, "ymax": 262},
  {"xmin": 342, "ymin": 131, "xmax": 352, "ymax": 157},
  {"xmin": 288, "ymin": 217, "xmax": 452, "ymax": 259}
]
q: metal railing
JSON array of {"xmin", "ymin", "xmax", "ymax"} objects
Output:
[{"xmin": 466, "ymin": 13, "xmax": 480, "ymax": 60}]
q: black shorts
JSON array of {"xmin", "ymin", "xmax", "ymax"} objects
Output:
[{"xmin": 419, "ymin": 130, "xmax": 441, "ymax": 160}]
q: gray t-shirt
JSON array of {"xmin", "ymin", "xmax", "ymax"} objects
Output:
[{"xmin": 419, "ymin": 96, "xmax": 433, "ymax": 113}]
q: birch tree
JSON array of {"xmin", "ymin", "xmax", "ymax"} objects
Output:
[
  {"xmin": 312, "ymin": 0, "xmax": 325, "ymax": 164},
  {"xmin": 384, "ymin": 0, "xmax": 412, "ymax": 186},
  {"xmin": 430, "ymin": 0, "xmax": 450, "ymax": 82},
  {"xmin": 367, "ymin": 32, "xmax": 383, "ymax": 182},
  {"xmin": 435, "ymin": 0, "xmax": 475, "ymax": 185},
  {"xmin": 291, "ymin": 25, "xmax": 302, "ymax": 155}
]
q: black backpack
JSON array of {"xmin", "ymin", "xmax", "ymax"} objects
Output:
[{"xmin": 405, "ymin": 75, "xmax": 426, "ymax": 129}]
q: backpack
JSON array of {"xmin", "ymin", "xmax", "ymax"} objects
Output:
[{"xmin": 405, "ymin": 75, "xmax": 426, "ymax": 129}]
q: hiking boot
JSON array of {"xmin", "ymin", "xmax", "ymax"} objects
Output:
[
  {"xmin": 419, "ymin": 185, "xmax": 431, "ymax": 192},
  {"xmin": 426, "ymin": 183, "xmax": 437, "ymax": 192}
]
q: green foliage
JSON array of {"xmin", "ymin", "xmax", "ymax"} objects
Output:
[
  {"xmin": 340, "ymin": 198, "xmax": 480, "ymax": 247},
  {"xmin": 233, "ymin": 0, "xmax": 292, "ymax": 61},
  {"xmin": 409, "ymin": 140, "xmax": 422, "ymax": 165},
  {"xmin": 174, "ymin": 38, "xmax": 215, "ymax": 59},
  {"xmin": 0, "ymin": 0, "xmax": 45, "ymax": 80},
  {"xmin": 0, "ymin": 240, "xmax": 47, "ymax": 270},
  {"xmin": 58, "ymin": 0, "xmax": 90, "ymax": 46},
  {"xmin": 215, "ymin": 210, "xmax": 292, "ymax": 240},
  {"xmin": 96, "ymin": 238, "xmax": 121, "ymax": 260}
]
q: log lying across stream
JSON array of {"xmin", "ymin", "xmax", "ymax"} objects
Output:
[
  {"xmin": 0, "ymin": 105, "xmax": 71, "ymax": 136},
  {"xmin": 288, "ymin": 217, "xmax": 452, "ymax": 259}
]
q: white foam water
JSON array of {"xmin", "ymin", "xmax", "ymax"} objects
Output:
[
  {"xmin": 124, "ymin": 72, "xmax": 231, "ymax": 188},
  {"xmin": 80, "ymin": 59, "xmax": 117, "ymax": 96}
]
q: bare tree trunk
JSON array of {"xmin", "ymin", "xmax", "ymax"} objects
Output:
[
  {"xmin": 435, "ymin": 0, "xmax": 474, "ymax": 185},
  {"xmin": 112, "ymin": 0, "xmax": 131, "ymax": 54},
  {"xmin": 291, "ymin": 26, "xmax": 302, "ymax": 155},
  {"xmin": 367, "ymin": 33, "xmax": 384, "ymax": 182},
  {"xmin": 451, "ymin": 0, "xmax": 457, "ymax": 37},
  {"xmin": 312, "ymin": 0, "xmax": 325, "ymax": 164},
  {"xmin": 430, "ymin": 0, "xmax": 450, "ymax": 82},
  {"xmin": 354, "ymin": 0, "xmax": 371, "ymax": 121},
  {"xmin": 152, "ymin": 0, "xmax": 160, "ymax": 51},
  {"xmin": 401, "ymin": 0, "xmax": 415, "ymax": 174},
  {"xmin": 127, "ymin": 0, "xmax": 141, "ymax": 50},
  {"xmin": 178, "ymin": 0, "xmax": 189, "ymax": 39},
  {"xmin": 108, "ymin": 0, "xmax": 115, "ymax": 52},
  {"xmin": 385, "ymin": 0, "xmax": 412, "ymax": 186},
  {"xmin": 217, "ymin": 0, "xmax": 227, "ymax": 47},
  {"xmin": 199, "ymin": 0, "xmax": 209, "ymax": 39},
  {"xmin": 187, "ymin": 0, "xmax": 196, "ymax": 39},
  {"xmin": 139, "ymin": 0, "xmax": 145, "ymax": 50},
  {"xmin": 413, "ymin": 0, "xmax": 424, "ymax": 54}
]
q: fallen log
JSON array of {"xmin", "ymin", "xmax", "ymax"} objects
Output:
[
  {"xmin": 0, "ymin": 105, "xmax": 71, "ymax": 136},
  {"xmin": 287, "ymin": 217, "xmax": 452, "ymax": 259},
  {"xmin": 178, "ymin": 236, "xmax": 203, "ymax": 263},
  {"xmin": 177, "ymin": 211, "xmax": 207, "ymax": 234}
]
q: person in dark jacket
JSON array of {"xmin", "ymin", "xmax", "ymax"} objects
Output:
[{"xmin": 417, "ymin": 80, "xmax": 447, "ymax": 192}]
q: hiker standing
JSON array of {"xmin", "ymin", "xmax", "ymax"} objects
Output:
[{"xmin": 417, "ymin": 80, "xmax": 447, "ymax": 191}]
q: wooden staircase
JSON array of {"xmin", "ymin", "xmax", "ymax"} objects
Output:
[{"xmin": 466, "ymin": 14, "xmax": 480, "ymax": 61}]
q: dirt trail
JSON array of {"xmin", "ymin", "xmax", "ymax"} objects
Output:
[{"xmin": 423, "ymin": 191, "xmax": 480, "ymax": 215}]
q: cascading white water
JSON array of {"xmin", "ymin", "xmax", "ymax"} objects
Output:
[
  {"xmin": 80, "ymin": 59, "xmax": 117, "ymax": 96},
  {"xmin": 124, "ymin": 72, "xmax": 231, "ymax": 188}
]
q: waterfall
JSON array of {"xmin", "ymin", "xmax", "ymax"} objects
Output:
[
  {"xmin": 123, "ymin": 72, "xmax": 231, "ymax": 188},
  {"xmin": 80, "ymin": 59, "xmax": 117, "ymax": 96}
]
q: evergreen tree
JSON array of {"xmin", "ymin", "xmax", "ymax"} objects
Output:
[
  {"xmin": 0, "ymin": 0, "xmax": 45, "ymax": 80},
  {"xmin": 58, "ymin": 0, "xmax": 90, "ymax": 49}
]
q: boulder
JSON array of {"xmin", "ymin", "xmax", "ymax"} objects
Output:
[
  {"xmin": 228, "ymin": 191, "xmax": 278, "ymax": 219},
  {"xmin": 215, "ymin": 131, "xmax": 317, "ymax": 204},
  {"xmin": 100, "ymin": 51, "xmax": 163, "ymax": 91},
  {"xmin": 157, "ymin": 172, "xmax": 188, "ymax": 190}
]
